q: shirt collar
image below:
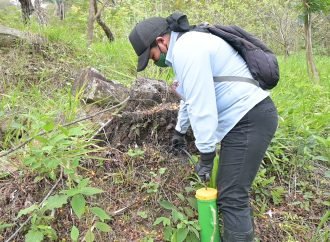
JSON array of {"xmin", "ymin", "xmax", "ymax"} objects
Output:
[{"xmin": 165, "ymin": 31, "xmax": 179, "ymax": 67}]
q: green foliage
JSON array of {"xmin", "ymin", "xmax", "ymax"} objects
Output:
[
  {"xmin": 127, "ymin": 147, "xmax": 145, "ymax": 158},
  {"xmin": 271, "ymin": 186, "xmax": 286, "ymax": 205},
  {"xmin": 299, "ymin": 0, "xmax": 330, "ymax": 13},
  {"xmin": 154, "ymin": 194, "xmax": 200, "ymax": 242},
  {"xmin": 23, "ymin": 125, "xmax": 92, "ymax": 181},
  {"xmin": 71, "ymin": 194, "xmax": 86, "ymax": 219},
  {"xmin": 90, "ymin": 207, "xmax": 111, "ymax": 222},
  {"xmin": 25, "ymin": 229, "xmax": 46, "ymax": 242},
  {"xmin": 137, "ymin": 211, "xmax": 148, "ymax": 219},
  {"xmin": 85, "ymin": 228, "xmax": 95, "ymax": 242},
  {"xmin": 141, "ymin": 167, "xmax": 167, "ymax": 194},
  {"xmin": 249, "ymin": 53, "xmax": 329, "ymax": 239},
  {"xmin": 0, "ymin": 1, "xmax": 329, "ymax": 240},
  {"xmin": 272, "ymin": 54, "xmax": 329, "ymax": 165},
  {"xmin": 15, "ymin": 178, "xmax": 111, "ymax": 241},
  {"xmin": 314, "ymin": 211, "xmax": 330, "ymax": 240},
  {"xmin": 95, "ymin": 221, "xmax": 112, "ymax": 232},
  {"xmin": 252, "ymin": 168, "xmax": 276, "ymax": 208},
  {"xmin": 0, "ymin": 223, "xmax": 14, "ymax": 232},
  {"xmin": 70, "ymin": 225, "xmax": 80, "ymax": 242}
]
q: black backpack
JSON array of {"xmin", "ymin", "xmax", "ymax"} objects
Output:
[
  {"xmin": 204, "ymin": 25, "xmax": 279, "ymax": 90},
  {"xmin": 167, "ymin": 12, "xmax": 280, "ymax": 90}
]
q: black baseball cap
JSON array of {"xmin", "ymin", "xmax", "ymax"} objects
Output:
[{"xmin": 129, "ymin": 17, "xmax": 169, "ymax": 72}]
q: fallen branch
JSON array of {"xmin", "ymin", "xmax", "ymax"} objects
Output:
[
  {"xmin": 89, "ymin": 117, "xmax": 113, "ymax": 141},
  {"xmin": 110, "ymin": 200, "xmax": 138, "ymax": 216},
  {"xmin": 5, "ymin": 168, "xmax": 63, "ymax": 242},
  {"xmin": 0, "ymin": 96, "xmax": 130, "ymax": 158}
]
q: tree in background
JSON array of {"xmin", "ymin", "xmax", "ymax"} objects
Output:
[
  {"xmin": 87, "ymin": 0, "xmax": 114, "ymax": 46},
  {"xmin": 56, "ymin": 0, "xmax": 65, "ymax": 20},
  {"xmin": 256, "ymin": 1, "xmax": 300, "ymax": 57},
  {"xmin": 300, "ymin": 0, "xmax": 330, "ymax": 83},
  {"xmin": 18, "ymin": 0, "xmax": 34, "ymax": 24},
  {"xmin": 34, "ymin": 0, "xmax": 48, "ymax": 25}
]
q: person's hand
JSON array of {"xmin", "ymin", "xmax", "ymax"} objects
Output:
[
  {"xmin": 195, "ymin": 151, "xmax": 216, "ymax": 182},
  {"xmin": 171, "ymin": 80, "xmax": 183, "ymax": 100},
  {"xmin": 171, "ymin": 80, "xmax": 179, "ymax": 92},
  {"xmin": 171, "ymin": 130, "xmax": 187, "ymax": 151}
]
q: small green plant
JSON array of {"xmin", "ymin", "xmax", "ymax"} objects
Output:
[
  {"xmin": 16, "ymin": 178, "xmax": 111, "ymax": 242},
  {"xmin": 252, "ymin": 168, "xmax": 275, "ymax": 204},
  {"xmin": 0, "ymin": 222, "xmax": 14, "ymax": 232},
  {"xmin": 23, "ymin": 125, "xmax": 92, "ymax": 181},
  {"xmin": 142, "ymin": 167, "xmax": 167, "ymax": 194},
  {"xmin": 311, "ymin": 210, "xmax": 330, "ymax": 242},
  {"xmin": 127, "ymin": 147, "xmax": 145, "ymax": 159},
  {"xmin": 17, "ymin": 202, "xmax": 59, "ymax": 242},
  {"xmin": 271, "ymin": 186, "xmax": 286, "ymax": 205},
  {"xmin": 137, "ymin": 211, "xmax": 148, "ymax": 219},
  {"xmin": 154, "ymin": 194, "xmax": 200, "ymax": 242}
]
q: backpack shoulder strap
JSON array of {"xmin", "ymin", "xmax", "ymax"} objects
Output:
[
  {"xmin": 176, "ymin": 24, "xmax": 209, "ymax": 40},
  {"xmin": 213, "ymin": 25, "xmax": 274, "ymax": 53}
]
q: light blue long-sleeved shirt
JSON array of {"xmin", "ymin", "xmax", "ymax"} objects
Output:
[{"xmin": 165, "ymin": 31, "xmax": 269, "ymax": 153}]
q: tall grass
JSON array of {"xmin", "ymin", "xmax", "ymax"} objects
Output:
[{"xmin": 273, "ymin": 54, "xmax": 329, "ymax": 165}]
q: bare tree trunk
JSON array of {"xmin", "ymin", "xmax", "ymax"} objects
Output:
[
  {"xmin": 93, "ymin": 0, "xmax": 114, "ymax": 42},
  {"xmin": 34, "ymin": 0, "xmax": 47, "ymax": 25},
  {"xmin": 56, "ymin": 0, "xmax": 65, "ymax": 20},
  {"xmin": 304, "ymin": 12, "xmax": 319, "ymax": 83},
  {"xmin": 18, "ymin": 0, "xmax": 34, "ymax": 24},
  {"xmin": 87, "ymin": 0, "xmax": 95, "ymax": 47}
]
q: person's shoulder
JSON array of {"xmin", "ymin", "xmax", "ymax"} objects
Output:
[
  {"xmin": 174, "ymin": 32, "xmax": 209, "ymax": 51},
  {"xmin": 177, "ymin": 31, "xmax": 223, "ymax": 50}
]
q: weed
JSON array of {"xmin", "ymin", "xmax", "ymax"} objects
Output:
[
  {"xmin": 16, "ymin": 178, "xmax": 111, "ymax": 242},
  {"xmin": 142, "ymin": 167, "xmax": 167, "ymax": 194},
  {"xmin": 154, "ymin": 194, "xmax": 200, "ymax": 242},
  {"xmin": 127, "ymin": 147, "xmax": 145, "ymax": 159}
]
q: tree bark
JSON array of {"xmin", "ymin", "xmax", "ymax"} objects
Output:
[
  {"xmin": 34, "ymin": 0, "xmax": 47, "ymax": 25},
  {"xmin": 304, "ymin": 12, "xmax": 320, "ymax": 83},
  {"xmin": 87, "ymin": 0, "xmax": 95, "ymax": 46},
  {"xmin": 93, "ymin": 0, "xmax": 114, "ymax": 42},
  {"xmin": 56, "ymin": 0, "xmax": 65, "ymax": 20},
  {"xmin": 18, "ymin": 0, "xmax": 34, "ymax": 24}
]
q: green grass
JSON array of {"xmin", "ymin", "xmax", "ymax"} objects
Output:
[
  {"xmin": 0, "ymin": 3, "xmax": 329, "ymax": 241},
  {"xmin": 273, "ymin": 54, "xmax": 330, "ymax": 164}
]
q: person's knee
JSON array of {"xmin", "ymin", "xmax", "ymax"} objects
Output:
[
  {"xmin": 217, "ymin": 186, "xmax": 253, "ymax": 232},
  {"xmin": 217, "ymin": 185, "xmax": 250, "ymax": 209}
]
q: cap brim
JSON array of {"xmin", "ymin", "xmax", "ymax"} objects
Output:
[{"xmin": 137, "ymin": 47, "xmax": 150, "ymax": 72}]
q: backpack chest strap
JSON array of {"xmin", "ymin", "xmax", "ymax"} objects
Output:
[{"xmin": 213, "ymin": 76, "xmax": 260, "ymax": 87}]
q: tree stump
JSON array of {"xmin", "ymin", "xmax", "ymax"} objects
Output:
[{"xmin": 73, "ymin": 67, "xmax": 130, "ymax": 107}]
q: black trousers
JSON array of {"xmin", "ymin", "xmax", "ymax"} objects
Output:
[{"xmin": 217, "ymin": 96, "xmax": 278, "ymax": 233}]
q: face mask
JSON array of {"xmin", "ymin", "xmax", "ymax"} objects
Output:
[
  {"xmin": 154, "ymin": 52, "xmax": 168, "ymax": 67},
  {"xmin": 154, "ymin": 43, "xmax": 169, "ymax": 68}
]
